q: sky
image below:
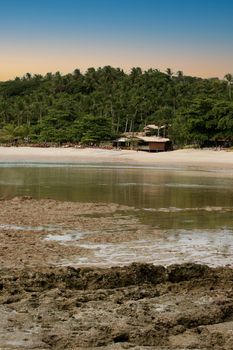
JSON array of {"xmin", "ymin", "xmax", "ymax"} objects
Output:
[{"xmin": 0, "ymin": 0, "xmax": 233, "ymax": 80}]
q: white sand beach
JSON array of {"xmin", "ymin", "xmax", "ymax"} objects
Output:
[{"xmin": 0, "ymin": 146, "xmax": 233, "ymax": 172}]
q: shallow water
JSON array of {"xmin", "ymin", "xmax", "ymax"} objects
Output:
[
  {"xmin": 1, "ymin": 166, "xmax": 233, "ymax": 266},
  {"xmin": 44, "ymin": 228, "xmax": 233, "ymax": 267},
  {"xmin": 0, "ymin": 166, "xmax": 232, "ymax": 206}
]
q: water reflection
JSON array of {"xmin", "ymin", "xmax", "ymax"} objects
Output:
[
  {"xmin": 0, "ymin": 166, "xmax": 233, "ymax": 231},
  {"xmin": 1, "ymin": 166, "xmax": 233, "ymax": 266}
]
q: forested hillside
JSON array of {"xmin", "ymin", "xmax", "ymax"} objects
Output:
[{"xmin": 0, "ymin": 67, "xmax": 232, "ymax": 146}]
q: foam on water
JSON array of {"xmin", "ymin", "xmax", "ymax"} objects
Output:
[
  {"xmin": 45, "ymin": 228, "xmax": 233, "ymax": 267},
  {"xmin": 0, "ymin": 224, "xmax": 59, "ymax": 232},
  {"xmin": 0, "ymin": 224, "xmax": 88, "ymax": 240},
  {"xmin": 44, "ymin": 230, "xmax": 88, "ymax": 242}
]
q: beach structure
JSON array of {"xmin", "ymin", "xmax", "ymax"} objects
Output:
[
  {"xmin": 113, "ymin": 135, "xmax": 172, "ymax": 152},
  {"xmin": 113, "ymin": 137, "xmax": 131, "ymax": 149},
  {"xmin": 113, "ymin": 124, "xmax": 172, "ymax": 152},
  {"xmin": 136, "ymin": 135, "xmax": 172, "ymax": 152},
  {"xmin": 143, "ymin": 124, "xmax": 166, "ymax": 137}
]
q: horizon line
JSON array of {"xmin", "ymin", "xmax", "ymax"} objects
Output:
[{"xmin": 0, "ymin": 66, "xmax": 229, "ymax": 82}]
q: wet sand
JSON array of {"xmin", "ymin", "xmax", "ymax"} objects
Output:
[
  {"xmin": 0, "ymin": 197, "xmax": 233, "ymax": 269},
  {"xmin": 0, "ymin": 197, "xmax": 233, "ymax": 349},
  {"xmin": 1, "ymin": 146, "xmax": 233, "ymax": 172}
]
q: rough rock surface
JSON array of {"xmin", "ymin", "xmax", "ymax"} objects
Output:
[
  {"xmin": 1, "ymin": 198, "xmax": 233, "ymax": 349},
  {"xmin": 1, "ymin": 263, "xmax": 233, "ymax": 349}
]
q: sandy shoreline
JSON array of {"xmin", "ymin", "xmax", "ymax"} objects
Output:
[{"xmin": 0, "ymin": 146, "xmax": 233, "ymax": 172}]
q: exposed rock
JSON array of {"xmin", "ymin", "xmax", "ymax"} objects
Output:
[{"xmin": 0, "ymin": 263, "xmax": 233, "ymax": 349}]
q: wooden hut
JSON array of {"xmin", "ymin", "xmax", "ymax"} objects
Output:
[{"xmin": 136, "ymin": 136, "xmax": 172, "ymax": 152}]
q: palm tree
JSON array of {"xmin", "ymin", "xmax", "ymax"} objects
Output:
[
  {"xmin": 166, "ymin": 68, "xmax": 173, "ymax": 79},
  {"xmin": 73, "ymin": 68, "xmax": 82, "ymax": 80},
  {"xmin": 24, "ymin": 72, "xmax": 32, "ymax": 80},
  {"xmin": 0, "ymin": 124, "xmax": 27, "ymax": 143},
  {"xmin": 176, "ymin": 70, "xmax": 184, "ymax": 79},
  {"xmin": 224, "ymin": 73, "xmax": 233, "ymax": 99}
]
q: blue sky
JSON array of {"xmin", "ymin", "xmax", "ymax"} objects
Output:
[{"xmin": 0, "ymin": 0, "xmax": 233, "ymax": 80}]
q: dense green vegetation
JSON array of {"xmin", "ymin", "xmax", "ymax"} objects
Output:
[{"xmin": 0, "ymin": 67, "xmax": 232, "ymax": 146}]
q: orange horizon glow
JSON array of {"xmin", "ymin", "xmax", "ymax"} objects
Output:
[
  {"xmin": 1, "ymin": 46, "xmax": 231, "ymax": 81},
  {"xmin": 1, "ymin": 0, "xmax": 233, "ymax": 81}
]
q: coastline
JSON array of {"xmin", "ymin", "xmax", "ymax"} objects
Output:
[{"xmin": 1, "ymin": 146, "xmax": 233, "ymax": 172}]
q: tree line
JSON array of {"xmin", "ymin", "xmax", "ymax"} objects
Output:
[{"xmin": 0, "ymin": 66, "xmax": 232, "ymax": 147}]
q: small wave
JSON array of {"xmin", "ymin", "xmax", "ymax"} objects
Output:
[
  {"xmin": 164, "ymin": 183, "xmax": 226, "ymax": 189},
  {"xmin": 143, "ymin": 206, "xmax": 232, "ymax": 213}
]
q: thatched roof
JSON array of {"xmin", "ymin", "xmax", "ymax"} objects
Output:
[
  {"xmin": 143, "ymin": 124, "xmax": 166, "ymax": 130},
  {"xmin": 136, "ymin": 136, "xmax": 170, "ymax": 143},
  {"xmin": 115, "ymin": 137, "xmax": 129, "ymax": 142}
]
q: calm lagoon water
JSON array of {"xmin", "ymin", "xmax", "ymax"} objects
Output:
[
  {"xmin": 1, "ymin": 165, "xmax": 233, "ymax": 266},
  {"xmin": 0, "ymin": 165, "xmax": 233, "ymax": 230}
]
